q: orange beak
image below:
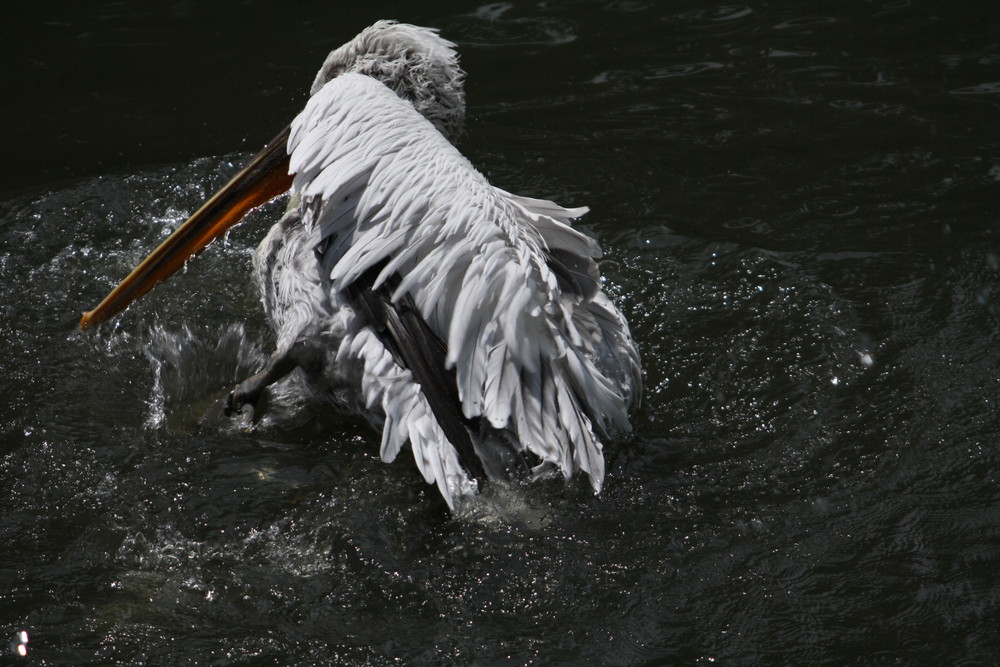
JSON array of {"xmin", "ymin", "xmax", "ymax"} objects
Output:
[{"xmin": 79, "ymin": 125, "xmax": 294, "ymax": 330}]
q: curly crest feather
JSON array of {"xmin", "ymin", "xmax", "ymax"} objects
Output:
[{"xmin": 310, "ymin": 20, "xmax": 466, "ymax": 142}]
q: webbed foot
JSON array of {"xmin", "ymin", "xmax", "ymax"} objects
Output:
[
  {"xmin": 224, "ymin": 382, "xmax": 259, "ymax": 426},
  {"xmin": 222, "ymin": 347, "xmax": 301, "ymax": 426}
]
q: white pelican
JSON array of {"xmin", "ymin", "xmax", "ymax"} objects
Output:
[{"xmin": 81, "ymin": 21, "xmax": 641, "ymax": 511}]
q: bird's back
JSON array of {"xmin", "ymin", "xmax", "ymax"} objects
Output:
[{"xmin": 256, "ymin": 73, "xmax": 641, "ymax": 510}]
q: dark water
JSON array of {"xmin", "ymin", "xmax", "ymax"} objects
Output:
[{"xmin": 4, "ymin": 1, "xmax": 1000, "ymax": 663}]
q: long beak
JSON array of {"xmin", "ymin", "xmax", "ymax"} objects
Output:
[{"xmin": 79, "ymin": 125, "xmax": 294, "ymax": 330}]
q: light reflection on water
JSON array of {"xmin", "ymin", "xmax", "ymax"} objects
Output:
[{"xmin": 3, "ymin": 0, "xmax": 1000, "ymax": 663}]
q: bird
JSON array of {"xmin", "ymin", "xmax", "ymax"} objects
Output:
[{"xmin": 80, "ymin": 20, "xmax": 641, "ymax": 511}]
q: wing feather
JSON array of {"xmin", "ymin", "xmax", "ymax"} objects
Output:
[{"xmin": 280, "ymin": 73, "xmax": 640, "ymax": 506}]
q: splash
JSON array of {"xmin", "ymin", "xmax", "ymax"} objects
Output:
[{"xmin": 141, "ymin": 322, "xmax": 269, "ymax": 431}]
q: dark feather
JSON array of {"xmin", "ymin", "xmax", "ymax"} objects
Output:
[{"xmin": 347, "ymin": 264, "xmax": 489, "ymax": 481}]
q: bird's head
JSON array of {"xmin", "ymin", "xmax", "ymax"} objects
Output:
[
  {"xmin": 79, "ymin": 21, "xmax": 464, "ymax": 330},
  {"xmin": 311, "ymin": 20, "xmax": 466, "ymax": 142}
]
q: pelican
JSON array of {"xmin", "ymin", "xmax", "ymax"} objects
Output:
[{"xmin": 81, "ymin": 21, "xmax": 641, "ymax": 511}]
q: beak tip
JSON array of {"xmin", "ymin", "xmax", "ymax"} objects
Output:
[{"xmin": 80, "ymin": 310, "xmax": 97, "ymax": 331}]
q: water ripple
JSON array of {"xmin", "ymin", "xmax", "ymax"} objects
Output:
[
  {"xmin": 4, "ymin": 2, "xmax": 1000, "ymax": 663},
  {"xmin": 454, "ymin": 4, "xmax": 578, "ymax": 46}
]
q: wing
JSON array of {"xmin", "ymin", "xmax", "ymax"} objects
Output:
[{"xmin": 287, "ymin": 73, "xmax": 641, "ymax": 507}]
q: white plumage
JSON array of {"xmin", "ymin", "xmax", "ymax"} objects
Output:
[
  {"xmin": 255, "ymin": 67, "xmax": 640, "ymax": 508},
  {"xmin": 84, "ymin": 21, "xmax": 641, "ymax": 512}
]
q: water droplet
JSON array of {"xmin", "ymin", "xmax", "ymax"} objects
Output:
[{"xmin": 12, "ymin": 630, "xmax": 28, "ymax": 657}]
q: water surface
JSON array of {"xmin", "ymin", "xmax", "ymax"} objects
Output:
[{"xmin": 3, "ymin": 1, "xmax": 1000, "ymax": 663}]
